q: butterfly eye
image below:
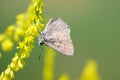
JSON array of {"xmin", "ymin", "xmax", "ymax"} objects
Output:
[
  {"xmin": 38, "ymin": 33, "xmax": 45, "ymax": 45},
  {"xmin": 40, "ymin": 42, "xmax": 44, "ymax": 45},
  {"xmin": 39, "ymin": 38, "xmax": 44, "ymax": 45}
]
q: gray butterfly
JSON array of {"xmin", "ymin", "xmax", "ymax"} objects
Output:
[{"xmin": 38, "ymin": 17, "xmax": 74, "ymax": 56}]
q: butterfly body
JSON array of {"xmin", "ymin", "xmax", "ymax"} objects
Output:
[{"xmin": 38, "ymin": 17, "xmax": 74, "ymax": 56}]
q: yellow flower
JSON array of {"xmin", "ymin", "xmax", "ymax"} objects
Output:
[
  {"xmin": 80, "ymin": 59, "xmax": 100, "ymax": 80},
  {"xmin": 0, "ymin": 66, "xmax": 14, "ymax": 80},
  {"xmin": 17, "ymin": 58, "xmax": 24, "ymax": 69},
  {"xmin": 0, "ymin": 72, "xmax": 10, "ymax": 80},
  {"xmin": 20, "ymin": 45, "xmax": 33, "ymax": 58},
  {"xmin": 10, "ymin": 53, "xmax": 19, "ymax": 71},
  {"xmin": 26, "ymin": 25, "xmax": 39, "ymax": 37},
  {"xmin": 28, "ymin": 4, "xmax": 34, "ymax": 12},
  {"xmin": 43, "ymin": 47, "xmax": 56, "ymax": 80},
  {"xmin": 17, "ymin": 41, "xmax": 25, "ymax": 49},
  {"xmin": 0, "ymin": 0, "xmax": 44, "ymax": 80},
  {"xmin": 14, "ymin": 28, "xmax": 25, "ymax": 42},
  {"xmin": 5, "ymin": 25, "xmax": 15, "ymax": 37},
  {"xmin": 24, "ymin": 36, "xmax": 34, "ymax": 44},
  {"xmin": 1, "ymin": 39, "xmax": 13, "ymax": 51},
  {"xmin": 59, "ymin": 74, "xmax": 70, "ymax": 80},
  {"xmin": 16, "ymin": 14, "xmax": 25, "ymax": 26},
  {"xmin": 36, "ymin": 22, "xmax": 44, "ymax": 30},
  {"xmin": 10, "ymin": 53, "xmax": 25, "ymax": 71},
  {"xmin": 13, "ymin": 35, "xmax": 19, "ymax": 42},
  {"xmin": 16, "ymin": 28, "xmax": 25, "ymax": 36},
  {"xmin": 16, "ymin": 13, "xmax": 25, "ymax": 21},
  {"xmin": 0, "ymin": 34, "xmax": 4, "ymax": 42},
  {"xmin": 5, "ymin": 66, "xmax": 14, "ymax": 79}
]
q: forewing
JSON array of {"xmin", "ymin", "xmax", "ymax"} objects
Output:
[
  {"xmin": 43, "ymin": 17, "xmax": 74, "ymax": 55},
  {"xmin": 42, "ymin": 18, "xmax": 54, "ymax": 34}
]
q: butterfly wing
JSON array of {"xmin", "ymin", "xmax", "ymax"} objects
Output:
[{"xmin": 42, "ymin": 17, "xmax": 74, "ymax": 56}]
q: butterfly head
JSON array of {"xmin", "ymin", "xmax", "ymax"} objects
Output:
[{"xmin": 38, "ymin": 32, "xmax": 44, "ymax": 45}]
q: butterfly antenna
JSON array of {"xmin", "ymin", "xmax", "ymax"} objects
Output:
[
  {"xmin": 38, "ymin": 51, "xmax": 41, "ymax": 60},
  {"xmin": 38, "ymin": 45, "xmax": 44, "ymax": 60}
]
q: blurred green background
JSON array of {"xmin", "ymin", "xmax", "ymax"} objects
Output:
[{"xmin": 0, "ymin": 0, "xmax": 120, "ymax": 80}]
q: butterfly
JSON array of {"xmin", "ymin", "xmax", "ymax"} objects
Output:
[{"xmin": 38, "ymin": 17, "xmax": 74, "ymax": 56}]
